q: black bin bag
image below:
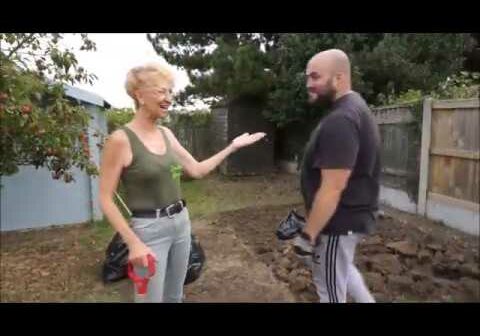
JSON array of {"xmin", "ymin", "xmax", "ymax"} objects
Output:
[{"xmin": 102, "ymin": 233, "xmax": 205, "ymax": 285}]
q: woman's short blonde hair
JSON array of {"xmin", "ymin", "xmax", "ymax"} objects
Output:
[{"xmin": 125, "ymin": 62, "xmax": 175, "ymax": 108}]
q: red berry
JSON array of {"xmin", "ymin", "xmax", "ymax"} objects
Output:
[
  {"xmin": 21, "ymin": 104, "xmax": 32, "ymax": 114},
  {"xmin": 0, "ymin": 92, "xmax": 8, "ymax": 102}
]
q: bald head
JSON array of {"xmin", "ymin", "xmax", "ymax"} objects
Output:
[
  {"xmin": 305, "ymin": 49, "xmax": 352, "ymax": 105},
  {"xmin": 308, "ymin": 49, "xmax": 351, "ymax": 78}
]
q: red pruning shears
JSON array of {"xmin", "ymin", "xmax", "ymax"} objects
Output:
[{"xmin": 127, "ymin": 254, "xmax": 156, "ymax": 296}]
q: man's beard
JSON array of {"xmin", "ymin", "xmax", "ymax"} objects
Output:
[{"xmin": 308, "ymin": 80, "xmax": 336, "ymax": 109}]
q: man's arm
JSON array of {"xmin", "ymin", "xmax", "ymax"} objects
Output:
[{"xmin": 302, "ymin": 169, "xmax": 351, "ymax": 244}]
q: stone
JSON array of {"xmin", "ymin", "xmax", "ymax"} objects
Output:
[
  {"xmin": 413, "ymin": 281, "xmax": 435, "ymax": 297},
  {"xmin": 445, "ymin": 252, "xmax": 465, "ymax": 264},
  {"xmin": 387, "ymin": 275, "xmax": 413, "ymax": 292},
  {"xmin": 432, "ymin": 277, "xmax": 456, "ymax": 289},
  {"xmin": 432, "ymin": 251, "xmax": 445, "ymax": 265},
  {"xmin": 417, "ymin": 249, "xmax": 433, "ymax": 264},
  {"xmin": 433, "ymin": 262, "xmax": 462, "ymax": 280},
  {"xmin": 287, "ymin": 270, "xmax": 300, "ymax": 283},
  {"xmin": 416, "ymin": 226, "xmax": 428, "ymax": 234},
  {"xmin": 281, "ymin": 246, "xmax": 291, "ymax": 255},
  {"xmin": 263, "ymin": 254, "xmax": 277, "ymax": 267},
  {"xmin": 256, "ymin": 246, "xmax": 271, "ymax": 255},
  {"xmin": 364, "ymin": 272, "xmax": 386, "ymax": 292},
  {"xmin": 426, "ymin": 243, "xmax": 444, "ymax": 252},
  {"xmin": 361, "ymin": 244, "xmax": 390, "ymax": 254},
  {"xmin": 423, "ymin": 234, "xmax": 436, "ymax": 245},
  {"xmin": 370, "ymin": 254, "xmax": 403, "ymax": 275},
  {"xmin": 410, "ymin": 269, "xmax": 429, "ymax": 282},
  {"xmin": 386, "ymin": 241, "xmax": 418, "ymax": 257},
  {"xmin": 403, "ymin": 258, "xmax": 416, "ymax": 269},
  {"xmin": 275, "ymin": 267, "xmax": 289, "ymax": 282},
  {"xmin": 459, "ymin": 263, "xmax": 480, "ymax": 279},
  {"xmin": 279, "ymin": 257, "xmax": 292, "ymax": 270},
  {"xmin": 460, "ymin": 277, "xmax": 480, "ymax": 298},
  {"xmin": 364, "ymin": 235, "xmax": 384, "ymax": 246},
  {"xmin": 290, "ymin": 276, "xmax": 311, "ymax": 292}
]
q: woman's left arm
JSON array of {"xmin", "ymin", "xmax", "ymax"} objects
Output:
[{"xmin": 161, "ymin": 126, "xmax": 266, "ymax": 179}]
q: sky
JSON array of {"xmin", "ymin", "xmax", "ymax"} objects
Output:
[{"xmin": 61, "ymin": 33, "xmax": 192, "ymax": 109}]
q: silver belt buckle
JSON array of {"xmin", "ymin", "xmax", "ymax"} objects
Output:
[{"xmin": 165, "ymin": 203, "xmax": 176, "ymax": 218}]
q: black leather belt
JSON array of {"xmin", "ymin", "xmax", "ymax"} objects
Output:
[{"xmin": 131, "ymin": 200, "xmax": 187, "ymax": 218}]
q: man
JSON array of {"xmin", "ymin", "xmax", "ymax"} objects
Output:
[{"xmin": 298, "ymin": 49, "xmax": 380, "ymax": 303}]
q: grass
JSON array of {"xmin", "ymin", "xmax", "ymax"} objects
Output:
[
  {"xmin": 79, "ymin": 281, "xmax": 128, "ymax": 303},
  {"xmin": 87, "ymin": 174, "xmax": 301, "ymax": 244},
  {"xmin": 77, "ymin": 219, "xmax": 115, "ymax": 248},
  {"xmin": 91, "ymin": 219, "xmax": 116, "ymax": 244},
  {"xmin": 181, "ymin": 178, "xmax": 217, "ymax": 218},
  {"xmin": 180, "ymin": 174, "xmax": 302, "ymax": 220}
]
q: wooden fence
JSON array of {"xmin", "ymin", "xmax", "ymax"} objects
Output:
[
  {"xmin": 418, "ymin": 98, "xmax": 479, "ymax": 235},
  {"xmin": 372, "ymin": 104, "xmax": 421, "ymax": 214},
  {"xmin": 373, "ymin": 98, "xmax": 479, "ymax": 235}
]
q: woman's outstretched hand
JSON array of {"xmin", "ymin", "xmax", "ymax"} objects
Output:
[{"xmin": 231, "ymin": 132, "xmax": 267, "ymax": 151}]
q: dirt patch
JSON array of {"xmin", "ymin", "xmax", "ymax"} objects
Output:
[
  {"xmin": 220, "ymin": 204, "xmax": 479, "ymax": 302},
  {"xmin": 0, "ymin": 223, "xmax": 129, "ymax": 302},
  {"xmin": 184, "ymin": 219, "xmax": 295, "ymax": 302}
]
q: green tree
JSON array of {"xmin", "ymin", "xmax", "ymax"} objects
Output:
[
  {"xmin": 0, "ymin": 33, "xmax": 98, "ymax": 182},
  {"xmin": 149, "ymin": 33, "xmax": 470, "ymax": 126},
  {"xmin": 263, "ymin": 33, "xmax": 382, "ymax": 126},
  {"xmin": 148, "ymin": 33, "xmax": 280, "ymax": 106},
  {"xmin": 360, "ymin": 33, "xmax": 467, "ymax": 105}
]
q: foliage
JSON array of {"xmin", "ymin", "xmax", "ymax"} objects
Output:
[
  {"xmin": 105, "ymin": 107, "xmax": 135, "ymax": 133},
  {"xmin": 382, "ymin": 71, "xmax": 480, "ymax": 106},
  {"xmin": 149, "ymin": 33, "xmax": 469, "ymax": 129},
  {"xmin": 167, "ymin": 109, "xmax": 212, "ymax": 128},
  {"xmin": 0, "ymin": 33, "xmax": 99, "ymax": 181}
]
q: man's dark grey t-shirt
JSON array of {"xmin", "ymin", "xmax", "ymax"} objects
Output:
[{"xmin": 300, "ymin": 91, "xmax": 381, "ymax": 235}]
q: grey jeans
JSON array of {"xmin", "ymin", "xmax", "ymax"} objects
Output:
[{"xmin": 130, "ymin": 207, "xmax": 191, "ymax": 303}]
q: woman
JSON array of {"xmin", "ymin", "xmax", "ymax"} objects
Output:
[{"xmin": 99, "ymin": 62, "xmax": 265, "ymax": 302}]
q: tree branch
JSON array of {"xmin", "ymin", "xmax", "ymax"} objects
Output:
[{"xmin": 7, "ymin": 33, "xmax": 36, "ymax": 60}]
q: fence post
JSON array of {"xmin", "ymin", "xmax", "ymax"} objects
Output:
[{"xmin": 417, "ymin": 97, "xmax": 433, "ymax": 216}]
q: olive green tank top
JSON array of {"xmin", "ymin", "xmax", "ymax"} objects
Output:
[{"xmin": 120, "ymin": 126, "xmax": 181, "ymax": 211}]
